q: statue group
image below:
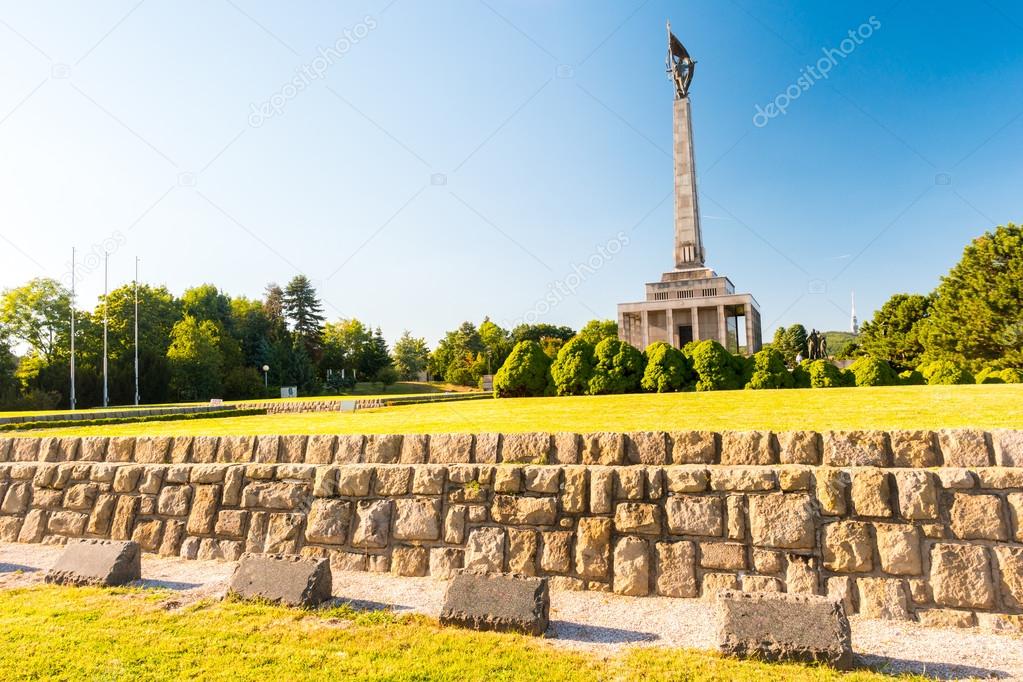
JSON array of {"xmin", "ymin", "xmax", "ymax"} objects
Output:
[{"xmin": 807, "ymin": 329, "xmax": 829, "ymax": 361}]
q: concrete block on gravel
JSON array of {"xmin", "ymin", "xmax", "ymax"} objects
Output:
[
  {"xmin": 439, "ymin": 572, "xmax": 550, "ymax": 636},
  {"xmin": 228, "ymin": 553, "xmax": 332, "ymax": 607},
  {"xmin": 716, "ymin": 590, "xmax": 852, "ymax": 669},
  {"xmin": 45, "ymin": 539, "xmax": 141, "ymax": 587}
]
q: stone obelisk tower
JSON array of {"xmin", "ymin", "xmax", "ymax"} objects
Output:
[{"xmin": 673, "ymin": 96, "xmax": 705, "ymax": 268}]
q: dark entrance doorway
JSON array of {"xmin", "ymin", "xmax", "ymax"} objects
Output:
[{"xmin": 677, "ymin": 324, "xmax": 693, "ymax": 346}]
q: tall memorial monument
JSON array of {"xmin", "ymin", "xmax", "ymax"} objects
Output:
[{"xmin": 618, "ymin": 23, "xmax": 762, "ymax": 354}]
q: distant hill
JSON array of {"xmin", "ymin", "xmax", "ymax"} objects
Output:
[{"xmin": 824, "ymin": 331, "xmax": 858, "ymax": 357}]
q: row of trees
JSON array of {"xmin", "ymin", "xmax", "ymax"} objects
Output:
[{"xmin": 0, "ymin": 275, "xmax": 425, "ymax": 409}]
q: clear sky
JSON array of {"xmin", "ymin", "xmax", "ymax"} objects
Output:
[{"xmin": 1, "ymin": 0, "xmax": 1021, "ymax": 346}]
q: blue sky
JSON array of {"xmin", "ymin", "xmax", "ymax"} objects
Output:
[{"xmin": 1, "ymin": 0, "xmax": 1021, "ymax": 346}]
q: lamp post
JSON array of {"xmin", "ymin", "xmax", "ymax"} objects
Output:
[{"xmin": 262, "ymin": 364, "xmax": 270, "ymax": 389}]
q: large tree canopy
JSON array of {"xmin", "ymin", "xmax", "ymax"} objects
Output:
[
  {"xmin": 858, "ymin": 293, "xmax": 932, "ymax": 371},
  {"xmin": 0, "ymin": 278, "xmax": 71, "ymax": 358}
]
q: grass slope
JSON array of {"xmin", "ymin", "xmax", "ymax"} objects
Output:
[
  {"xmin": 12, "ymin": 384, "xmax": 1023, "ymax": 438},
  {"xmin": 0, "ymin": 586, "xmax": 919, "ymax": 681}
]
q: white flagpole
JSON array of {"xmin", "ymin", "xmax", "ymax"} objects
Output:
[
  {"xmin": 102, "ymin": 251, "xmax": 109, "ymax": 408},
  {"xmin": 134, "ymin": 256, "xmax": 140, "ymax": 406},
  {"xmin": 70, "ymin": 247, "xmax": 76, "ymax": 411}
]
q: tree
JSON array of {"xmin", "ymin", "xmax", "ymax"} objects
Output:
[
  {"xmin": 577, "ymin": 319, "xmax": 618, "ymax": 346},
  {"xmin": 101, "ymin": 283, "xmax": 180, "ymax": 404},
  {"xmin": 322, "ymin": 319, "xmax": 371, "ymax": 381},
  {"xmin": 430, "ymin": 321, "xmax": 484, "ymax": 386},
  {"xmin": 391, "ymin": 331, "xmax": 430, "ymax": 380},
  {"xmin": 771, "ymin": 324, "xmax": 808, "ymax": 366},
  {"xmin": 0, "ymin": 278, "xmax": 71, "ymax": 359},
  {"xmin": 181, "ymin": 284, "xmax": 232, "ymax": 329},
  {"xmin": 858, "ymin": 294, "xmax": 932, "ymax": 371},
  {"xmin": 641, "ymin": 342, "xmax": 693, "ymax": 392},
  {"xmin": 550, "ymin": 337, "xmax": 595, "ymax": 396},
  {"xmin": 923, "ymin": 223, "xmax": 1023, "ymax": 371},
  {"xmin": 919, "ymin": 359, "xmax": 974, "ymax": 385},
  {"xmin": 478, "ymin": 318, "xmax": 512, "ymax": 373},
  {"xmin": 510, "ymin": 323, "xmax": 575, "ymax": 344},
  {"xmin": 691, "ymin": 340, "xmax": 745, "ymax": 391},
  {"xmin": 588, "ymin": 338, "xmax": 645, "ymax": 395},
  {"xmin": 745, "ymin": 347, "xmax": 794, "ymax": 390},
  {"xmin": 848, "ymin": 355, "xmax": 899, "ymax": 387},
  {"xmin": 360, "ymin": 327, "xmax": 392, "ymax": 379},
  {"xmin": 166, "ymin": 316, "xmax": 224, "ymax": 401},
  {"xmin": 806, "ymin": 359, "xmax": 852, "ymax": 388},
  {"xmin": 283, "ymin": 275, "xmax": 325, "ymax": 357},
  {"xmin": 493, "ymin": 340, "xmax": 551, "ymax": 397},
  {"xmin": 263, "ymin": 283, "xmax": 286, "ymax": 331}
]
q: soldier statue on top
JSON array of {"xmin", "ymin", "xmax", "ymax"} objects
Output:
[{"xmin": 807, "ymin": 329, "xmax": 828, "ymax": 360}]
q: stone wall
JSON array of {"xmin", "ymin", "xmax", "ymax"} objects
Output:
[
  {"xmin": 231, "ymin": 399, "xmax": 383, "ymax": 414},
  {"xmin": 0, "ymin": 445, "xmax": 1021, "ymax": 629},
  {"xmin": 2, "ymin": 428, "xmax": 1022, "ymax": 468}
]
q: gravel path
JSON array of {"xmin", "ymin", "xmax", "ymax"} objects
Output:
[{"xmin": 2, "ymin": 543, "xmax": 1020, "ymax": 680}]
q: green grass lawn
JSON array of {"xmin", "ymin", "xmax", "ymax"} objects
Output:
[
  {"xmin": 0, "ymin": 586, "xmax": 920, "ymax": 681},
  {"xmin": 13, "ymin": 384, "xmax": 1022, "ymax": 438}
]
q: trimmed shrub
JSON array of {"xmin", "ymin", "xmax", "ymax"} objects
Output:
[
  {"xmin": 745, "ymin": 347, "xmax": 794, "ymax": 390},
  {"xmin": 898, "ymin": 369, "xmax": 926, "ymax": 385},
  {"xmin": 848, "ymin": 356, "xmax": 899, "ymax": 387},
  {"xmin": 976, "ymin": 366, "xmax": 1023, "ymax": 384},
  {"xmin": 791, "ymin": 362, "xmax": 812, "ymax": 388},
  {"xmin": 807, "ymin": 359, "xmax": 852, "ymax": 388},
  {"xmin": 493, "ymin": 341, "xmax": 551, "ymax": 398},
  {"xmin": 588, "ymin": 338, "xmax": 646, "ymax": 395},
  {"xmin": 691, "ymin": 340, "xmax": 745, "ymax": 392},
  {"xmin": 550, "ymin": 337, "xmax": 596, "ymax": 396},
  {"xmin": 919, "ymin": 360, "xmax": 975, "ymax": 385},
  {"xmin": 641, "ymin": 342, "xmax": 694, "ymax": 392}
]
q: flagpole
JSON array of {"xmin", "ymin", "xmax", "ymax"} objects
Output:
[
  {"xmin": 103, "ymin": 251, "xmax": 109, "ymax": 408},
  {"xmin": 134, "ymin": 256, "xmax": 140, "ymax": 406},
  {"xmin": 70, "ymin": 247, "xmax": 76, "ymax": 411}
]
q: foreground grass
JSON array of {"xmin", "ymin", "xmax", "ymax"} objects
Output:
[
  {"xmin": 14, "ymin": 384, "xmax": 1023, "ymax": 438},
  {"xmin": 0, "ymin": 586, "xmax": 918, "ymax": 681}
]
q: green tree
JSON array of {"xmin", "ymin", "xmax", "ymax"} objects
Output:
[
  {"xmin": 691, "ymin": 340, "xmax": 745, "ymax": 391},
  {"xmin": 101, "ymin": 283, "xmax": 180, "ymax": 404},
  {"xmin": 858, "ymin": 294, "xmax": 932, "ymax": 371},
  {"xmin": 322, "ymin": 319, "xmax": 371, "ymax": 381},
  {"xmin": 745, "ymin": 347, "xmax": 794, "ymax": 390},
  {"xmin": 806, "ymin": 359, "xmax": 853, "ymax": 388},
  {"xmin": 550, "ymin": 337, "xmax": 595, "ymax": 396},
  {"xmin": 360, "ymin": 327, "xmax": 392, "ymax": 379},
  {"xmin": 588, "ymin": 338, "xmax": 645, "ymax": 395},
  {"xmin": 181, "ymin": 284, "xmax": 232, "ymax": 328},
  {"xmin": 478, "ymin": 318, "xmax": 512, "ymax": 373},
  {"xmin": 919, "ymin": 359, "xmax": 974, "ymax": 385},
  {"xmin": 510, "ymin": 323, "xmax": 575, "ymax": 344},
  {"xmin": 430, "ymin": 321, "xmax": 484, "ymax": 386},
  {"xmin": 577, "ymin": 319, "xmax": 618, "ymax": 346},
  {"xmin": 283, "ymin": 275, "xmax": 325, "ymax": 357},
  {"xmin": 848, "ymin": 355, "xmax": 899, "ymax": 387},
  {"xmin": 391, "ymin": 331, "xmax": 430, "ymax": 381},
  {"xmin": 771, "ymin": 324, "xmax": 808, "ymax": 366},
  {"xmin": 923, "ymin": 223, "xmax": 1023, "ymax": 371},
  {"xmin": 167, "ymin": 316, "xmax": 224, "ymax": 401},
  {"xmin": 493, "ymin": 340, "xmax": 551, "ymax": 398},
  {"xmin": 0, "ymin": 278, "xmax": 71, "ymax": 359},
  {"xmin": 641, "ymin": 342, "xmax": 693, "ymax": 392}
]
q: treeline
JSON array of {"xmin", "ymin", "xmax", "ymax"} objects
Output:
[{"xmin": 0, "ymin": 276, "xmax": 414, "ymax": 409}]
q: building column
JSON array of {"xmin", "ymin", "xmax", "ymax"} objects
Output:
[
  {"xmin": 666, "ymin": 308, "xmax": 675, "ymax": 347},
  {"xmin": 691, "ymin": 307, "xmax": 700, "ymax": 341},
  {"xmin": 716, "ymin": 304, "xmax": 726, "ymax": 347},
  {"xmin": 745, "ymin": 303, "xmax": 755, "ymax": 354},
  {"xmin": 641, "ymin": 310, "xmax": 649, "ymax": 349}
]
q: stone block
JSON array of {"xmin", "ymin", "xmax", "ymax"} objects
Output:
[
  {"xmin": 893, "ymin": 470, "xmax": 938, "ymax": 519},
  {"xmin": 87, "ymin": 494, "xmax": 116, "ymax": 535},
  {"xmin": 827, "ymin": 576, "xmax": 855, "ymax": 614},
  {"xmin": 850, "ymin": 468, "xmax": 891, "ymax": 517},
  {"xmin": 156, "ymin": 485, "xmax": 192, "ymax": 516},
  {"xmin": 551, "ymin": 432, "xmax": 580, "ymax": 464},
  {"xmin": 709, "ymin": 467, "xmax": 775, "ymax": 492},
  {"xmin": 560, "ymin": 466, "xmax": 587, "ymax": 513},
  {"xmin": 653, "ymin": 541, "xmax": 696, "ymax": 597},
  {"xmin": 937, "ymin": 429, "xmax": 991, "ymax": 467},
  {"xmin": 494, "ymin": 466, "xmax": 521, "ymax": 493},
  {"xmin": 47, "ymin": 510, "xmax": 88, "ymax": 537},
  {"xmin": 665, "ymin": 495, "xmax": 723, "ymax": 537},
  {"xmin": 507, "ymin": 528, "xmax": 537, "ymax": 576},
  {"xmin": 1010, "ymin": 493, "xmax": 1023, "ymax": 543},
  {"xmin": 540, "ymin": 531, "xmax": 572, "ymax": 573},
  {"xmin": 364, "ymin": 434, "xmax": 402, "ymax": 464},
  {"xmin": 215, "ymin": 510, "xmax": 248, "ymax": 539},
  {"xmin": 412, "ymin": 465, "xmax": 446, "ymax": 495},
  {"xmin": 874, "ymin": 523, "xmax": 922, "ymax": 575},
  {"xmin": 670, "ymin": 431, "xmax": 717, "ymax": 464},
  {"xmin": 241, "ymin": 482, "xmax": 308, "ymax": 510},
  {"xmin": 110, "ymin": 495, "xmax": 138, "ymax": 540},
  {"xmin": 228, "ymin": 553, "xmax": 332, "ymax": 607},
  {"xmin": 131, "ymin": 519, "xmax": 164, "ymax": 552},
  {"xmin": 589, "ymin": 467, "xmax": 613, "ymax": 514},
  {"xmin": 135, "ymin": 436, "xmax": 172, "ymax": 464},
  {"xmin": 702, "ymin": 572, "xmax": 739, "ymax": 598},
  {"xmin": 580, "ymin": 432, "xmax": 624, "ymax": 465},
  {"xmin": 373, "ymin": 467, "xmax": 411, "ymax": 496},
  {"xmin": 615, "ymin": 468, "xmax": 644, "ymax": 500},
  {"xmin": 440, "ymin": 572, "xmax": 549, "ymax": 636},
  {"xmin": 575, "ymin": 517, "xmax": 611, "ymax": 580},
  {"xmin": 949, "ymin": 493, "xmax": 1008, "ymax": 541},
  {"xmin": 823, "ymin": 521, "xmax": 873, "ymax": 573},
  {"xmin": 776, "ymin": 431, "xmax": 820, "ymax": 465},
  {"xmin": 393, "ymin": 497, "xmax": 442, "ymax": 540},
  {"xmin": 777, "ymin": 466, "xmax": 811, "ymax": 492},
  {"xmin": 464, "ymin": 527, "xmax": 505, "ymax": 574},
  {"xmin": 45, "ymin": 539, "xmax": 141, "ymax": 587},
  {"xmin": 491, "ymin": 495, "xmax": 557, "ymax": 526},
  {"xmin": 429, "ymin": 433, "xmax": 473, "ymax": 464},
  {"xmin": 916, "ymin": 609, "xmax": 977, "ymax": 629},
  {"xmin": 665, "ymin": 467, "xmax": 708, "ymax": 493},
  {"xmin": 524, "ymin": 466, "xmax": 559, "ymax": 494},
  {"xmin": 336, "ymin": 465, "xmax": 372, "ymax": 497},
  {"xmin": 752, "ymin": 548, "xmax": 782, "ymax": 574},
  {"xmin": 253, "ymin": 435, "xmax": 280, "ymax": 463},
  {"xmin": 334, "ymin": 435, "xmax": 364, "ymax": 464},
  {"xmin": 720, "ymin": 431, "xmax": 775, "ymax": 466},
  {"xmin": 645, "ymin": 467, "xmax": 664, "ymax": 499},
  {"xmin": 474, "ymin": 433, "xmax": 500, "ymax": 464},
  {"xmin": 748, "ymin": 493, "xmax": 815, "ymax": 549},
  {"xmin": 715, "ymin": 590, "xmax": 852, "ymax": 669},
  {"xmin": 977, "ymin": 468, "xmax": 1023, "ymax": 489},
  {"xmin": 937, "ymin": 468, "xmax": 974, "ymax": 489},
  {"xmin": 391, "ymin": 546, "xmax": 429, "ymax": 577},
  {"xmin": 303, "ymin": 435, "xmax": 336, "ymax": 465},
  {"xmin": 190, "ymin": 436, "xmax": 218, "ymax": 464},
  {"xmin": 429, "ymin": 547, "xmax": 463, "ymax": 579},
  {"xmin": 352, "ymin": 500, "xmax": 391, "ymax": 549},
  {"xmin": 889, "ymin": 430, "xmax": 938, "ymax": 468},
  {"xmin": 822, "ymin": 431, "xmax": 888, "ymax": 467},
  {"xmin": 399, "ymin": 434, "xmax": 429, "ymax": 464},
  {"xmin": 994, "ymin": 546, "xmax": 1023, "ymax": 610},
  {"xmin": 930, "ymin": 543, "xmax": 995, "ymax": 609},
  {"xmin": 613, "ymin": 536, "xmax": 650, "ymax": 596},
  {"xmin": 625, "ymin": 431, "xmax": 668, "ymax": 465},
  {"xmin": 500, "ymin": 432, "xmax": 551, "ymax": 464},
  {"xmin": 443, "ymin": 504, "xmax": 466, "ymax": 544},
  {"xmin": 274, "ymin": 435, "xmax": 305, "ymax": 464},
  {"xmin": 700, "ymin": 542, "xmax": 746, "ymax": 570},
  {"xmin": 741, "ymin": 574, "xmax": 782, "ymax": 592},
  {"xmin": 305, "ymin": 499, "xmax": 351, "ymax": 545},
  {"xmin": 264, "ymin": 513, "xmax": 303, "ymax": 554},
  {"xmin": 613, "ymin": 502, "xmax": 662, "ymax": 535},
  {"xmin": 857, "ymin": 577, "xmax": 910, "ymax": 620},
  {"xmin": 993, "ymin": 430, "xmax": 1023, "ymax": 467},
  {"xmin": 217, "ymin": 436, "xmax": 255, "ymax": 463}
]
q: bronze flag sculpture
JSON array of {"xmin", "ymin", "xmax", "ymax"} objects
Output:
[{"xmin": 666, "ymin": 21, "xmax": 695, "ymax": 99}]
